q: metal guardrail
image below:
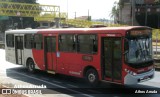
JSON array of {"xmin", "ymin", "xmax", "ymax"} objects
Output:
[
  {"xmin": 0, "ymin": 1, "xmax": 60, "ymax": 21},
  {"xmin": 155, "ymin": 61, "xmax": 160, "ymax": 71},
  {"xmin": 153, "ymin": 44, "xmax": 160, "ymax": 70}
]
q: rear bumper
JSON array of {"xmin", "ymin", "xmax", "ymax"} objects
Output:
[{"xmin": 124, "ymin": 69, "xmax": 154, "ymax": 85}]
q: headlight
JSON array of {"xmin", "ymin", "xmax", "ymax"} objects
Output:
[{"xmin": 125, "ymin": 68, "xmax": 137, "ymax": 76}]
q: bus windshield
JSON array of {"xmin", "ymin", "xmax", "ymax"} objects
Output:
[{"xmin": 125, "ymin": 37, "xmax": 153, "ymax": 63}]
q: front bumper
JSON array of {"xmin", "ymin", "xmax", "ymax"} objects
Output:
[{"xmin": 124, "ymin": 69, "xmax": 154, "ymax": 85}]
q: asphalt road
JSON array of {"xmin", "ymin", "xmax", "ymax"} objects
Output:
[{"xmin": 0, "ymin": 49, "xmax": 160, "ymax": 97}]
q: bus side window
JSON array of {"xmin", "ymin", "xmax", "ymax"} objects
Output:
[
  {"xmin": 24, "ymin": 34, "xmax": 33, "ymax": 49},
  {"xmin": 34, "ymin": 34, "xmax": 43, "ymax": 50},
  {"xmin": 59, "ymin": 34, "xmax": 76, "ymax": 52},
  {"xmin": 6, "ymin": 34, "xmax": 14, "ymax": 47},
  {"xmin": 93, "ymin": 35, "xmax": 98, "ymax": 53},
  {"xmin": 78, "ymin": 34, "xmax": 98, "ymax": 54}
]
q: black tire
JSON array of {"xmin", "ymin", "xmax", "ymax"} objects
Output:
[
  {"xmin": 85, "ymin": 68, "xmax": 99, "ymax": 86},
  {"xmin": 27, "ymin": 59, "xmax": 35, "ymax": 73}
]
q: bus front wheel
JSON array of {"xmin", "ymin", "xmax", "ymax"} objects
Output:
[
  {"xmin": 27, "ymin": 59, "xmax": 35, "ymax": 73},
  {"xmin": 85, "ymin": 69, "xmax": 99, "ymax": 86}
]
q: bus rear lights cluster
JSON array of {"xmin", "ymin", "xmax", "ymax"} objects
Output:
[{"xmin": 125, "ymin": 69, "xmax": 137, "ymax": 76}]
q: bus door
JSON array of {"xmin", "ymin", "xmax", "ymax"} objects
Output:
[
  {"xmin": 15, "ymin": 36, "xmax": 24, "ymax": 65},
  {"xmin": 102, "ymin": 37, "xmax": 122, "ymax": 83},
  {"xmin": 44, "ymin": 36, "xmax": 57, "ymax": 71}
]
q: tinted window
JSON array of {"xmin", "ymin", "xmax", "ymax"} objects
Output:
[
  {"xmin": 16, "ymin": 36, "xmax": 23, "ymax": 49},
  {"xmin": 6, "ymin": 34, "xmax": 14, "ymax": 47},
  {"xmin": 24, "ymin": 34, "xmax": 33, "ymax": 49},
  {"xmin": 34, "ymin": 34, "xmax": 43, "ymax": 50},
  {"xmin": 78, "ymin": 34, "xmax": 97, "ymax": 54},
  {"xmin": 46, "ymin": 37, "xmax": 56, "ymax": 52},
  {"xmin": 59, "ymin": 34, "xmax": 76, "ymax": 52}
]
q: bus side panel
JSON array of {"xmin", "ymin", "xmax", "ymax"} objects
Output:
[
  {"xmin": 57, "ymin": 52, "xmax": 83, "ymax": 77},
  {"xmin": 24, "ymin": 49, "xmax": 32, "ymax": 67},
  {"xmin": 24, "ymin": 49, "xmax": 40, "ymax": 69},
  {"xmin": 82, "ymin": 54, "xmax": 101, "ymax": 77},
  {"xmin": 5, "ymin": 33, "xmax": 16, "ymax": 64},
  {"xmin": 32, "ymin": 49, "xmax": 45, "ymax": 70},
  {"xmin": 5, "ymin": 47, "xmax": 16, "ymax": 64},
  {"xmin": 56, "ymin": 52, "xmax": 101, "ymax": 78}
]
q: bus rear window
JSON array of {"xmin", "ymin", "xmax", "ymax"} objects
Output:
[{"xmin": 6, "ymin": 34, "xmax": 14, "ymax": 47}]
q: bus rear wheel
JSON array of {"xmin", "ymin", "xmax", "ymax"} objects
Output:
[
  {"xmin": 85, "ymin": 68, "xmax": 99, "ymax": 86},
  {"xmin": 27, "ymin": 59, "xmax": 35, "ymax": 73}
]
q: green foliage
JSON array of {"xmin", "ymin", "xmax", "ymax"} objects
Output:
[
  {"xmin": 152, "ymin": 29, "xmax": 160, "ymax": 40},
  {"xmin": 110, "ymin": 1, "xmax": 119, "ymax": 23},
  {"xmin": 107, "ymin": 23, "xmax": 127, "ymax": 27}
]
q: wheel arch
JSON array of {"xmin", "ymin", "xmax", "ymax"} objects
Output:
[
  {"xmin": 26, "ymin": 57, "xmax": 33, "ymax": 67},
  {"xmin": 83, "ymin": 65, "xmax": 97, "ymax": 77}
]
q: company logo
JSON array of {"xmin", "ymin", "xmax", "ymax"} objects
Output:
[{"xmin": 2, "ymin": 89, "xmax": 11, "ymax": 94}]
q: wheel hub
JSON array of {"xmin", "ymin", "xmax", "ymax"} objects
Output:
[
  {"xmin": 29, "ymin": 62, "xmax": 33, "ymax": 71},
  {"xmin": 88, "ymin": 73, "xmax": 96, "ymax": 82}
]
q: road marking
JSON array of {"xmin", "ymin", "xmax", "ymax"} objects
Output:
[
  {"xmin": 52, "ymin": 80, "xmax": 62, "ymax": 84},
  {"xmin": 40, "ymin": 77, "xmax": 49, "ymax": 81},
  {"xmin": 0, "ymin": 76, "xmax": 26, "ymax": 79},
  {"xmin": 10, "ymin": 70, "xmax": 94, "ymax": 97},
  {"xmin": 67, "ymin": 84, "xmax": 78, "ymax": 88},
  {"xmin": 114, "ymin": 96, "xmax": 120, "ymax": 97}
]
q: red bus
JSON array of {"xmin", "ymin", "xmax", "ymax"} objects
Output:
[{"xmin": 5, "ymin": 26, "xmax": 154, "ymax": 85}]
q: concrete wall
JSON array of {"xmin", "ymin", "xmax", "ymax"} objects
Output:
[
  {"xmin": 119, "ymin": 1, "xmax": 139, "ymax": 25},
  {"xmin": 119, "ymin": 3, "xmax": 132, "ymax": 25}
]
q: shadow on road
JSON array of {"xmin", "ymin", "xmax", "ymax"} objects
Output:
[{"xmin": 5, "ymin": 66, "xmax": 160, "ymax": 97}]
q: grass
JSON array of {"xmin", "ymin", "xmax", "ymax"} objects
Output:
[{"xmin": 152, "ymin": 29, "xmax": 160, "ymax": 40}]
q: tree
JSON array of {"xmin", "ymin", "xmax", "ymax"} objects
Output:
[
  {"xmin": 110, "ymin": 1, "xmax": 119, "ymax": 24},
  {"xmin": 110, "ymin": 0, "xmax": 127, "ymax": 24}
]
